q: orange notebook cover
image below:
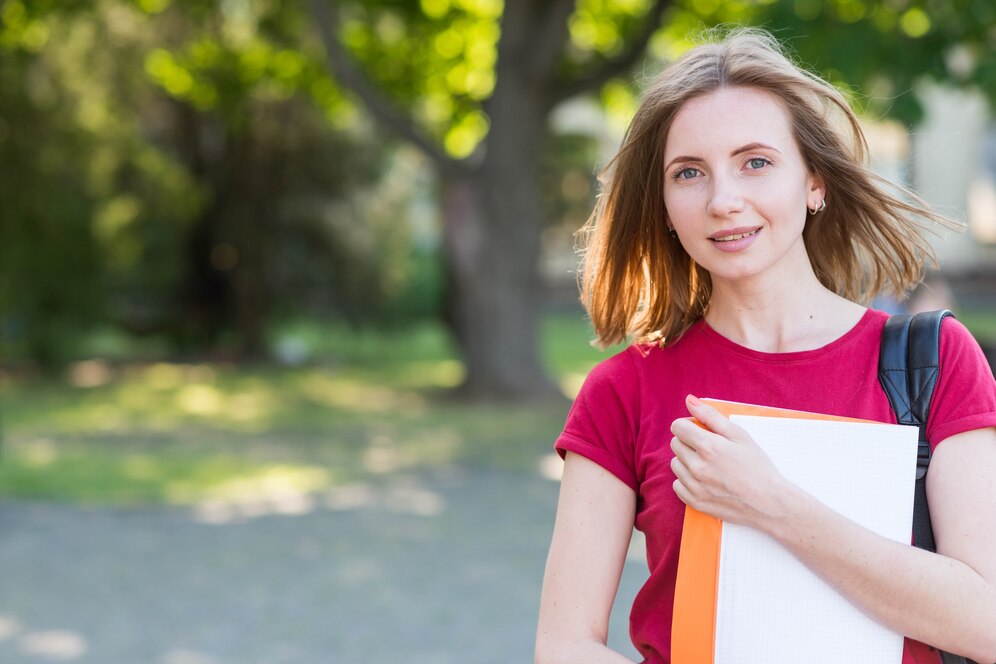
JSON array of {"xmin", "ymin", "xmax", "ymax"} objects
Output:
[{"xmin": 670, "ymin": 399, "xmax": 877, "ymax": 664}]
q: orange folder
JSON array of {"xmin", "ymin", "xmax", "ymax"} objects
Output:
[{"xmin": 670, "ymin": 399, "xmax": 877, "ymax": 664}]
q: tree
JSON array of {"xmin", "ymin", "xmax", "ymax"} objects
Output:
[
  {"xmin": 0, "ymin": 0, "xmax": 196, "ymax": 366},
  {"xmin": 130, "ymin": 3, "xmax": 393, "ymax": 357},
  {"xmin": 310, "ymin": 0, "xmax": 671, "ymax": 399},
  {"xmin": 5, "ymin": 0, "xmax": 989, "ymax": 378},
  {"xmin": 0, "ymin": 0, "xmax": 401, "ymax": 364},
  {"xmin": 310, "ymin": 0, "xmax": 994, "ymax": 400}
]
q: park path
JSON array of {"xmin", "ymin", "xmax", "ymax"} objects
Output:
[{"xmin": 0, "ymin": 467, "xmax": 646, "ymax": 664}]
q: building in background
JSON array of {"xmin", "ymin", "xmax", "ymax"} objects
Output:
[{"xmin": 911, "ymin": 85, "xmax": 996, "ymax": 312}]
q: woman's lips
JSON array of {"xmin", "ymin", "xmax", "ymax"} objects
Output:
[
  {"xmin": 709, "ymin": 227, "xmax": 762, "ymax": 242},
  {"xmin": 709, "ymin": 227, "xmax": 761, "ymax": 252}
]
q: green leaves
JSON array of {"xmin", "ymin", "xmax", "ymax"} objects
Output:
[
  {"xmin": 1, "ymin": 0, "xmax": 52, "ymax": 53},
  {"xmin": 750, "ymin": 0, "xmax": 995, "ymax": 123},
  {"xmin": 331, "ymin": 0, "xmax": 501, "ymax": 157}
]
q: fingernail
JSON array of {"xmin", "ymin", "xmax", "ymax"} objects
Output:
[{"xmin": 687, "ymin": 394, "xmax": 703, "ymax": 408}]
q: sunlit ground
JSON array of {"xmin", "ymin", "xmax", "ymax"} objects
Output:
[
  {"xmin": 0, "ymin": 616, "xmax": 89, "ymax": 661},
  {"xmin": 2, "ymin": 309, "xmax": 993, "ymax": 516},
  {"xmin": 0, "ymin": 314, "xmax": 611, "ymax": 513}
]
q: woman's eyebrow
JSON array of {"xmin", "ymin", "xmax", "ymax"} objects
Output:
[
  {"xmin": 665, "ymin": 142, "xmax": 783, "ymax": 171},
  {"xmin": 664, "ymin": 155, "xmax": 697, "ymax": 171},
  {"xmin": 731, "ymin": 142, "xmax": 781, "ymax": 156}
]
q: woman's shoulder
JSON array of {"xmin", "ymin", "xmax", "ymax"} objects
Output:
[
  {"xmin": 853, "ymin": 308, "xmax": 985, "ymax": 358},
  {"xmin": 926, "ymin": 313, "xmax": 996, "ymax": 444},
  {"xmin": 938, "ymin": 314, "xmax": 994, "ymax": 376},
  {"xmin": 578, "ymin": 339, "xmax": 671, "ymax": 393},
  {"xmin": 940, "ymin": 313, "xmax": 986, "ymax": 348},
  {"xmin": 875, "ymin": 309, "xmax": 986, "ymax": 361},
  {"xmin": 583, "ymin": 345, "xmax": 643, "ymax": 388}
]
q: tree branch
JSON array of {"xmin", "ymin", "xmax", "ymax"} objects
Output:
[
  {"xmin": 308, "ymin": 0, "xmax": 466, "ymax": 174},
  {"xmin": 551, "ymin": 0, "xmax": 672, "ymax": 104}
]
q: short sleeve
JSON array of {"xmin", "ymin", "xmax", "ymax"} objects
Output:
[
  {"xmin": 926, "ymin": 316, "xmax": 996, "ymax": 447},
  {"xmin": 555, "ymin": 349, "xmax": 641, "ymax": 492}
]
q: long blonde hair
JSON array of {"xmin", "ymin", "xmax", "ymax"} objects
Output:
[{"xmin": 579, "ymin": 28, "xmax": 960, "ymax": 348}]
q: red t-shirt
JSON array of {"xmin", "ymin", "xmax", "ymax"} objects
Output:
[{"xmin": 556, "ymin": 309, "xmax": 996, "ymax": 664}]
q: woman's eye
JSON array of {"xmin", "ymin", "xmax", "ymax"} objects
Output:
[
  {"xmin": 747, "ymin": 157, "xmax": 770, "ymax": 170},
  {"xmin": 674, "ymin": 167, "xmax": 699, "ymax": 180}
]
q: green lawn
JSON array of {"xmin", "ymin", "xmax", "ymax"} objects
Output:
[
  {"xmin": 2, "ymin": 308, "xmax": 992, "ymax": 507},
  {"xmin": 0, "ymin": 313, "xmax": 612, "ymax": 506}
]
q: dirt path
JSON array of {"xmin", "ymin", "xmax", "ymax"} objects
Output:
[{"xmin": 0, "ymin": 467, "xmax": 646, "ymax": 663}]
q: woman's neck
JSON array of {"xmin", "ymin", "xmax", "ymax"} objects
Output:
[{"xmin": 704, "ymin": 275, "xmax": 866, "ymax": 354}]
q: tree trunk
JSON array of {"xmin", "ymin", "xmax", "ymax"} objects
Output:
[
  {"xmin": 171, "ymin": 106, "xmax": 271, "ymax": 360},
  {"xmin": 311, "ymin": 0, "xmax": 597, "ymax": 401},
  {"xmin": 441, "ymin": 171, "xmax": 557, "ymax": 400},
  {"xmin": 436, "ymin": 2, "xmax": 575, "ymax": 400},
  {"xmin": 440, "ymin": 58, "xmax": 561, "ymax": 400}
]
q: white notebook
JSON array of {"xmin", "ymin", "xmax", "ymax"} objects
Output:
[{"xmin": 713, "ymin": 415, "xmax": 918, "ymax": 664}]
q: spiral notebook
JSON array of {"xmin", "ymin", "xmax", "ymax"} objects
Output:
[{"xmin": 671, "ymin": 399, "xmax": 918, "ymax": 664}]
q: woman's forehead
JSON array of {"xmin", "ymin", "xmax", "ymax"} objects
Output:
[{"xmin": 664, "ymin": 86, "xmax": 797, "ymax": 157}]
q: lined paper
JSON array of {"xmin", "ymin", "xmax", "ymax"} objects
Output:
[{"xmin": 713, "ymin": 416, "xmax": 918, "ymax": 664}]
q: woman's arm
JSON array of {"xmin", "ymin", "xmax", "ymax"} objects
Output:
[
  {"xmin": 671, "ymin": 396, "xmax": 996, "ymax": 663},
  {"xmin": 535, "ymin": 452, "xmax": 638, "ymax": 664}
]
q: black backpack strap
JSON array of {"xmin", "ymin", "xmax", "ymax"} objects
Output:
[
  {"xmin": 879, "ymin": 309, "xmax": 952, "ymax": 552},
  {"xmin": 941, "ymin": 652, "xmax": 978, "ymax": 664},
  {"xmin": 879, "ymin": 310, "xmax": 977, "ymax": 664}
]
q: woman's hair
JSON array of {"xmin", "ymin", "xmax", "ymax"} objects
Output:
[{"xmin": 578, "ymin": 27, "xmax": 960, "ymax": 348}]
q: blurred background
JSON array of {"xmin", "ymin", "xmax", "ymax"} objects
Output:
[{"xmin": 0, "ymin": 0, "xmax": 993, "ymax": 662}]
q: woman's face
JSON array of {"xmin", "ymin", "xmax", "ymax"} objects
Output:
[{"xmin": 662, "ymin": 86, "xmax": 825, "ymax": 288}]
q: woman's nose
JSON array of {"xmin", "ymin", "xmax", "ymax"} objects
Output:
[{"xmin": 706, "ymin": 178, "xmax": 745, "ymax": 217}]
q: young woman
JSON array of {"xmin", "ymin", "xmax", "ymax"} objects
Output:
[{"xmin": 535, "ymin": 29, "xmax": 996, "ymax": 664}]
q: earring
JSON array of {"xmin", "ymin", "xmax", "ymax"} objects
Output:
[
  {"xmin": 808, "ymin": 199, "xmax": 826, "ymax": 215},
  {"xmin": 667, "ymin": 226, "xmax": 677, "ymax": 238}
]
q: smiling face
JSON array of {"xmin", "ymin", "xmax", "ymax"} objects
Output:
[{"xmin": 662, "ymin": 86, "xmax": 825, "ymax": 290}]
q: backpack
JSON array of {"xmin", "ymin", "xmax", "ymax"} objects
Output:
[{"xmin": 878, "ymin": 309, "xmax": 976, "ymax": 664}]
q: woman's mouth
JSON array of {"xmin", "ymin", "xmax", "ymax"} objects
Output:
[
  {"xmin": 708, "ymin": 227, "xmax": 762, "ymax": 252},
  {"xmin": 711, "ymin": 229, "xmax": 760, "ymax": 243}
]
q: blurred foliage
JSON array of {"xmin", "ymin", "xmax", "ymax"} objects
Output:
[
  {"xmin": 540, "ymin": 133, "xmax": 602, "ymax": 253},
  {"xmin": 0, "ymin": 54, "xmax": 101, "ymax": 366},
  {"xmin": 331, "ymin": 0, "xmax": 669, "ymax": 158},
  {"xmin": 0, "ymin": 0, "xmax": 441, "ymax": 367},
  {"xmin": 747, "ymin": 0, "xmax": 996, "ymax": 124},
  {"xmin": 333, "ymin": 0, "xmax": 503, "ymax": 157},
  {"xmin": 0, "ymin": 0, "xmax": 991, "ymax": 368},
  {"xmin": 326, "ymin": 0, "xmax": 994, "ymax": 158}
]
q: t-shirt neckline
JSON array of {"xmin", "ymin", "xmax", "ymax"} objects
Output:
[{"xmin": 695, "ymin": 307, "xmax": 877, "ymax": 363}]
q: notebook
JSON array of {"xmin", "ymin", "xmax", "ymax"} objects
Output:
[{"xmin": 671, "ymin": 399, "xmax": 918, "ymax": 664}]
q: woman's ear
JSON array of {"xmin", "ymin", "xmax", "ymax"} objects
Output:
[{"xmin": 808, "ymin": 173, "xmax": 827, "ymax": 209}]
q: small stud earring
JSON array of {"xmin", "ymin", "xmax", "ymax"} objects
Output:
[
  {"xmin": 667, "ymin": 226, "xmax": 677, "ymax": 238},
  {"xmin": 808, "ymin": 199, "xmax": 826, "ymax": 215}
]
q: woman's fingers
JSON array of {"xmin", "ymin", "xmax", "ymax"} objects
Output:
[
  {"xmin": 683, "ymin": 394, "xmax": 747, "ymax": 441},
  {"xmin": 669, "ymin": 418, "xmax": 711, "ymax": 455},
  {"xmin": 670, "ymin": 454, "xmax": 700, "ymax": 507},
  {"xmin": 671, "ymin": 437, "xmax": 713, "ymax": 508},
  {"xmin": 669, "ymin": 434, "xmax": 693, "ymax": 460},
  {"xmin": 672, "ymin": 478, "xmax": 694, "ymax": 506},
  {"xmin": 669, "ymin": 445, "xmax": 694, "ymax": 483},
  {"xmin": 669, "ymin": 396, "xmax": 775, "ymax": 517}
]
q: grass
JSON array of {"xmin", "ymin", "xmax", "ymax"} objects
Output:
[
  {"xmin": 3, "ymin": 307, "xmax": 992, "ymax": 508},
  {"xmin": 0, "ymin": 312, "xmax": 612, "ymax": 506}
]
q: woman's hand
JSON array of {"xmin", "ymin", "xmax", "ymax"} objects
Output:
[{"xmin": 669, "ymin": 394, "xmax": 793, "ymax": 530}]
